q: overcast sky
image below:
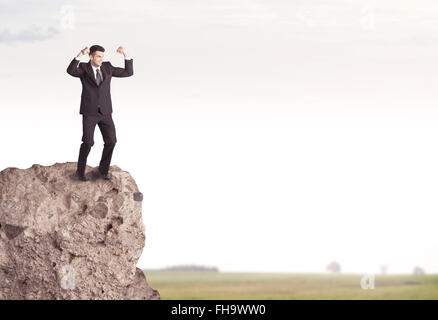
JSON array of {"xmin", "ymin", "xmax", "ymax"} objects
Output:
[{"xmin": 1, "ymin": 0, "xmax": 438, "ymax": 275}]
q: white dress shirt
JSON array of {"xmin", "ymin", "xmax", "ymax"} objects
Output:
[{"xmin": 90, "ymin": 64, "xmax": 103, "ymax": 80}]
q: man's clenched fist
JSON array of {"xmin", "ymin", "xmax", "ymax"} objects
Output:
[
  {"xmin": 116, "ymin": 46, "xmax": 128, "ymax": 57},
  {"xmin": 76, "ymin": 46, "xmax": 89, "ymax": 58},
  {"xmin": 81, "ymin": 47, "xmax": 90, "ymax": 55}
]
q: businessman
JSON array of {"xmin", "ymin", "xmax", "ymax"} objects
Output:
[{"xmin": 66, "ymin": 45, "xmax": 133, "ymax": 181}]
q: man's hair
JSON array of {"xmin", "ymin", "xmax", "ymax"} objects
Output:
[{"xmin": 89, "ymin": 45, "xmax": 105, "ymax": 56}]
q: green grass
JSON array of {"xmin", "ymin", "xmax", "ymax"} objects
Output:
[{"xmin": 142, "ymin": 271, "xmax": 438, "ymax": 300}]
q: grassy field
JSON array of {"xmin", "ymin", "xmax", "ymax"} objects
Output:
[{"xmin": 142, "ymin": 271, "xmax": 438, "ymax": 300}]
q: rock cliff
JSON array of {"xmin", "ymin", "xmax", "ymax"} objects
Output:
[{"xmin": 0, "ymin": 162, "xmax": 159, "ymax": 300}]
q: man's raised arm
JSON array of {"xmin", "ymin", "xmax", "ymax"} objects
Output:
[
  {"xmin": 66, "ymin": 47, "xmax": 89, "ymax": 77},
  {"xmin": 110, "ymin": 46, "xmax": 134, "ymax": 78}
]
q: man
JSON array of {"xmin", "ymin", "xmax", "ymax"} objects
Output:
[{"xmin": 66, "ymin": 44, "xmax": 133, "ymax": 181}]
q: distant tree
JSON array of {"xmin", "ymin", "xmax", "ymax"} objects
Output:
[
  {"xmin": 160, "ymin": 264, "xmax": 219, "ymax": 272},
  {"xmin": 326, "ymin": 261, "xmax": 341, "ymax": 273},
  {"xmin": 413, "ymin": 266, "xmax": 425, "ymax": 275}
]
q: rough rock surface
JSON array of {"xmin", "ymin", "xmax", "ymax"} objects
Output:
[{"xmin": 0, "ymin": 162, "xmax": 159, "ymax": 300}]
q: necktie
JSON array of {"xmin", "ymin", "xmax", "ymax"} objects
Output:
[{"xmin": 96, "ymin": 68, "xmax": 102, "ymax": 85}]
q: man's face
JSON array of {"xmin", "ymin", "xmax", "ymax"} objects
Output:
[{"xmin": 90, "ymin": 51, "xmax": 104, "ymax": 67}]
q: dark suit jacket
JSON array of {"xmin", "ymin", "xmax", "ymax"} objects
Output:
[{"xmin": 66, "ymin": 58, "xmax": 133, "ymax": 115}]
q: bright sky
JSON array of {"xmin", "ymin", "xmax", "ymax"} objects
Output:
[{"xmin": 1, "ymin": 0, "xmax": 438, "ymax": 274}]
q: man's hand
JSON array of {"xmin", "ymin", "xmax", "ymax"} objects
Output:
[
  {"xmin": 76, "ymin": 46, "xmax": 89, "ymax": 58},
  {"xmin": 116, "ymin": 46, "xmax": 128, "ymax": 58}
]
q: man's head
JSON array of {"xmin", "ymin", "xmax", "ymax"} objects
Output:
[{"xmin": 89, "ymin": 45, "xmax": 105, "ymax": 67}]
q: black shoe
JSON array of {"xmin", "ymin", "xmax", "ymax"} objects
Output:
[
  {"xmin": 98, "ymin": 168, "xmax": 110, "ymax": 180},
  {"xmin": 76, "ymin": 170, "xmax": 89, "ymax": 181},
  {"xmin": 101, "ymin": 173, "xmax": 110, "ymax": 180}
]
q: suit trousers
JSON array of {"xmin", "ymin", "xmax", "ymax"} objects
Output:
[{"xmin": 77, "ymin": 108, "xmax": 117, "ymax": 175}]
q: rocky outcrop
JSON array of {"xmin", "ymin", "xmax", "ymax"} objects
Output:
[{"xmin": 0, "ymin": 162, "xmax": 159, "ymax": 300}]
